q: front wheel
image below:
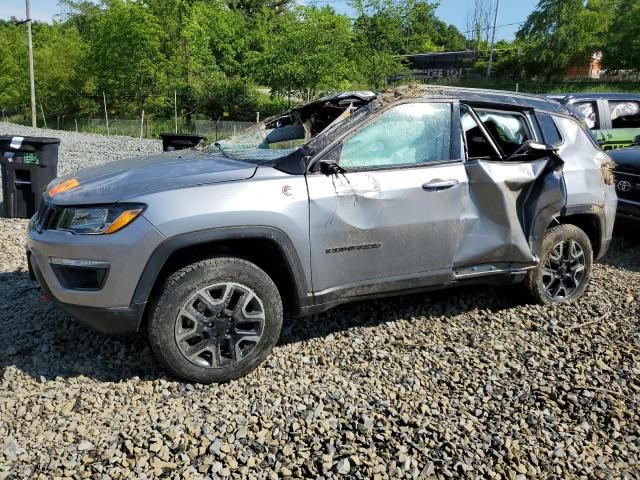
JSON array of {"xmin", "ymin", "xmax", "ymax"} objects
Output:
[
  {"xmin": 148, "ymin": 257, "xmax": 283, "ymax": 383},
  {"xmin": 523, "ymin": 224, "xmax": 593, "ymax": 305}
]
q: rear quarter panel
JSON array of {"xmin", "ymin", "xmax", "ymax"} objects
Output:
[{"xmin": 554, "ymin": 115, "xmax": 617, "ymax": 241}]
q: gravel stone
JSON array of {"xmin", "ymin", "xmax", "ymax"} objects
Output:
[
  {"xmin": 0, "ymin": 123, "xmax": 639, "ymax": 478},
  {"xmin": 336, "ymin": 458, "xmax": 351, "ymax": 475}
]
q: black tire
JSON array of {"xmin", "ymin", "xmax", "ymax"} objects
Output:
[
  {"xmin": 523, "ymin": 224, "xmax": 593, "ymax": 305},
  {"xmin": 148, "ymin": 257, "xmax": 283, "ymax": 383}
]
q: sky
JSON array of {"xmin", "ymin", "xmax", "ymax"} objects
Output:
[{"xmin": 1, "ymin": 0, "xmax": 539, "ymax": 41}]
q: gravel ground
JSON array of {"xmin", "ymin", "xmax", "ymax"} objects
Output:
[
  {"xmin": 0, "ymin": 122, "xmax": 161, "ymax": 176},
  {"xmin": 0, "ymin": 124, "xmax": 639, "ymax": 479},
  {"xmin": 0, "ymin": 122, "xmax": 160, "ymax": 205}
]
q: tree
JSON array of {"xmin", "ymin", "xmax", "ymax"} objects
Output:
[
  {"xmin": 33, "ymin": 24, "xmax": 93, "ymax": 116},
  {"xmin": 90, "ymin": 0, "xmax": 167, "ymax": 113},
  {"xmin": 603, "ymin": 0, "xmax": 640, "ymax": 70},
  {"xmin": 466, "ymin": 0, "xmax": 492, "ymax": 51},
  {"xmin": 248, "ymin": 6, "xmax": 354, "ymax": 101},
  {"xmin": 0, "ymin": 22, "xmax": 28, "ymax": 114},
  {"xmin": 351, "ymin": 0, "xmax": 407, "ymax": 89},
  {"xmin": 405, "ymin": 2, "xmax": 466, "ymax": 53},
  {"xmin": 226, "ymin": 0, "xmax": 293, "ymax": 17},
  {"xmin": 516, "ymin": 0, "xmax": 614, "ymax": 80},
  {"xmin": 482, "ymin": 40, "xmax": 526, "ymax": 81}
]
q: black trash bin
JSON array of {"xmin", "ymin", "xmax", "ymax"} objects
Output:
[
  {"xmin": 160, "ymin": 133, "xmax": 206, "ymax": 152},
  {"xmin": 0, "ymin": 135, "xmax": 60, "ymax": 218}
]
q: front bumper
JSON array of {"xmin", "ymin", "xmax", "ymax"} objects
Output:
[
  {"xmin": 29, "ymin": 251, "xmax": 146, "ymax": 334},
  {"xmin": 27, "ymin": 212, "xmax": 165, "ymax": 334}
]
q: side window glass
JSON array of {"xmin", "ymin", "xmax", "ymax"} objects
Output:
[
  {"xmin": 609, "ymin": 101, "xmax": 640, "ymax": 129},
  {"xmin": 537, "ymin": 113, "xmax": 563, "ymax": 145},
  {"xmin": 475, "ymin": 109, "xmax": 532, "ymax": 156},
  {"xmin": 338, "ymin": 103, "xmax": 451, "ymax": 169},
  {"xmin": 573, "ymin": 101, "xmax": 599, "ymax": 129},
  {"xmin": 461, "ymin": 106, "xmax": 499, "ymax": 159}
]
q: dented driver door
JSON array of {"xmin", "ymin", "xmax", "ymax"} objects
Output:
[{"xmin": 305, "ymin": 100, "xmax": 467, "ymax": 299}]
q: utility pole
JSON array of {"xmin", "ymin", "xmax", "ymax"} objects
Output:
[
  {"xmin": 486, "ymin": 0, "xmax": 500, "ymax": 78},
  {"xmin": 26, "ymin": 0, "xmax": 37, "ymax": 127}
]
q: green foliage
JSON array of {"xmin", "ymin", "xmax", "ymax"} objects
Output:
[
  {"xmin": 405, "ymin": 2, "xmax": 466, "ymax": 53},
  {"xmin": 516, "ymin": 0, "xmax": 614, "ymax": 80},
  {"xmin": 34, "ymin": 24, "xmax": 91, "ymax": 116},
  {"xmin": 473, "ymin": 40, "xmax": 527, "ymax": 81},
  {"xmin": 351, "ymin": 0, "xmax": 408, "ymax": 89},
  {"xmin": 248, "ymin": 6, "xmax": 353, "ymax": 101},
  {"xmin": 0, "ymin": 22, "xmax": 28, "ymax": 112},
  {"xmin": 603, "ymin": 0, "xmax": 640, "ymax": 70},
  {"xmin": 90, "ymin": 0, "xmax": 167, "ymax": 112}
]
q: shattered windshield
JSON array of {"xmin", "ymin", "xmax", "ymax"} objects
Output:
[
  {"xmin": 208, "ymin": 122, "xmax": 306, "ymax": 164},
  {"xmin": 207, "ymin": 91, "xmax": 377, "ymax": 165}
]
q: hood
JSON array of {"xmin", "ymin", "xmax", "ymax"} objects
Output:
[
  {"xmin": 48, "ymin": 150, "xmax": 257, "ymax": 206},
  {"xmin": 608, "ymin": 147, "xmax": 640, "ymax": 173}
]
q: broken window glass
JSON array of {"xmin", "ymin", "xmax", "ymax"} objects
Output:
[
  {"xmin": 609, "ymin": 101, "xmax": 640, "ymax": 129},
  {"xmin": 461, "ymin": 107, "xmax": 499, "ymax": 159},
  {"xmin": 573, "ymin": 101, "xmax": 599, "ymax": 129},
  {"xmin": 210, "ymin": 92, "xmax": 378, "ymax": 166},
  {"xmin": 475, "ymin": 109, "xmax": 532, "ymax": 156},
  {"xmin": 338, "ymin": 103, "xmax": 452, "ymax": 169}
]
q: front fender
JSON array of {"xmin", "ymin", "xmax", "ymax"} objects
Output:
[{"xmin": 130, "ymin": 226, "xmax": 311, "ymax": 311}]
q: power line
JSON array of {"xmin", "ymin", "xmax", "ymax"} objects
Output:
[{"xmin": 460, "ymin": 20, "xmax": 524, "ymax": 36}]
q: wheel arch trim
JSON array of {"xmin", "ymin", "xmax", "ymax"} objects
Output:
[
  {"xmin": 532, "ymin": 204, "xmax": 608, "ymax": 260},
  {"xmin": 131, "ymin": 226, "xmax": 311, "ymax": 312}
]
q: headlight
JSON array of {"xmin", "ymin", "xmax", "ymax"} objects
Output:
[{"xmin": 55, "ymin": 204, "xmax": 145, "ymax": 234}]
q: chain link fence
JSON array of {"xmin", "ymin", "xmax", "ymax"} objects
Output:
[
  {"xmin": 2, "ymin": 112, "xmax": 257, "ymax": 141},
  {"xmin": 194, "ymin": 120, "xmax": 255, "ymax": 141}
]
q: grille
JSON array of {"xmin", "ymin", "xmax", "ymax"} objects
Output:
[{"xmin": 614, "ymin": 169, "xmax": 640, "ymax": 202}]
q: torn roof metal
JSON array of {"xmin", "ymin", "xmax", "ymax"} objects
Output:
[
  {"xmin": 376, "ymin": 84, "xmax": 572, "ymax": 114},
  {"xmin": 265, "ymin": 85, "xmax": 574, "ymax": 133}
]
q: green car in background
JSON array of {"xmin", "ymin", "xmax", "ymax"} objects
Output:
[{"xmin": 547, "ymin": 93, "xmax": 640, "ymax": 150}]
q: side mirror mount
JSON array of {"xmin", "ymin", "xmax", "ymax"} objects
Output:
[
  {"xmin": 506, "ymin": 140, "xmax": 557, "ymax": 161},
  {"xmin": 319, "ymin": 159, "xmax": 346, "ymax": 175}
]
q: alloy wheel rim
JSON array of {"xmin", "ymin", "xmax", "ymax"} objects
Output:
[
  {"xmin": 175, "ymin": 282, "xmax": 265, "ymax": 368},
  {"xmin": 542, "ymin": 240, "xmax": 586, "ymax": 301}
]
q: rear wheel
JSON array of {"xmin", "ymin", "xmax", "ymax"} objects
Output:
[
  {"xmin": 148, "ymin": 257, "xmax": 282, "ymax": 383},
  {"xmin": 523, "ymin": 224, "xmax": 593, "ymax": 305}
]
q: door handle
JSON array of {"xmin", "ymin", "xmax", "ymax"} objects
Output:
[{"xmin": 422, "ymin": 179, "xmax": 459, "ymax": 191}]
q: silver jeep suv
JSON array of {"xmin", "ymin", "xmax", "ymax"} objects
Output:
[{"xmin": 27, "ymin": 86, "xmax": 617, "ymax": 383}]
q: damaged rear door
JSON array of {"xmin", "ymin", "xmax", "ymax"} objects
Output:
[
  {"xmin": 452, "ymin": 105, "xmax": 566, "ymax": 278},
  {"xmin": 306, "ymin": 100, "xmax": 467, "ymax": 299}
]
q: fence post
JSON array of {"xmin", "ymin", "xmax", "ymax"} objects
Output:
[
  {"xmin": 256, "ymin": 112, "xmax": 260, "ymax": 123},
  {"xmin": 140, "ymin": 110, "xmax": 144, "ymax": 138},
  {"xmin": 103, "ymin": 91, "xmax": 110, "ymax": 135},
  {"xmin": 40, "ymin": 103, "xmax": 47, "ymax": 129},
  {"xmin": 174, "ymin": 90, "xmax": 178, "ymax": 134}
]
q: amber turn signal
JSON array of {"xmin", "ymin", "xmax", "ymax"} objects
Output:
[
  {"xmin": 103, "ymin": 209, "xmax": 143, "ymax": 234},
  {"xmin": 48, "ymin": 178, "xmax": 80, "ymax": 197}
]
